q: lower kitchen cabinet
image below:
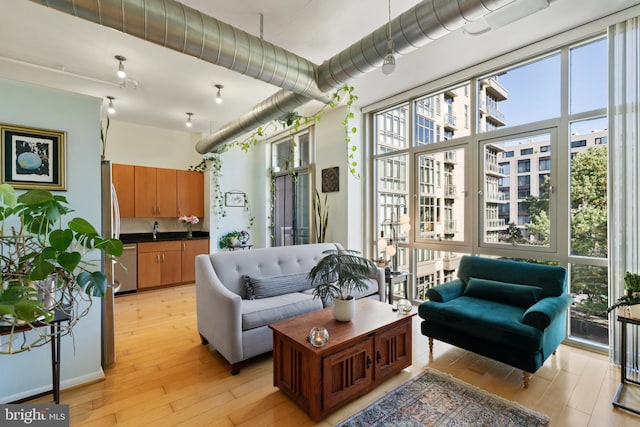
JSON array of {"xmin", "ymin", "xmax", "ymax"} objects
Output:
[
  {"xmin": 138, "ymin": 239, "xmax": 209, "ymax": 289},
  {"xmin": 137, "ymin": 241, "xmax": 182, "ymax": 289},
  {"xmin": 181, "ymin": 239, "xmax": 209, "ymax": 283}
]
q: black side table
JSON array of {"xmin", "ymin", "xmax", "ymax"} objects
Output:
[
  {"xmin": 385, "ymin": 272, "xmax": 411, "ymax": 304},
  {"xmin": 1, "ymin": 309, "xmax": 71, "ymax": 404},
  {"xmin": 612, "ymin": 313, "xmax": 640, "ymax": 415}
]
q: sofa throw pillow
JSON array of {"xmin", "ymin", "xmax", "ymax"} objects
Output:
[
  {"xmin": 245, "ymin": 272, "xmax": 310, "ymax": 299},
  {"xmin": 242, "ymin": 275, "xmax": 255, "ymax": 300},
  {"xmin": 463, "ymin": 277, "xmax": 543, "ymax": 309}
]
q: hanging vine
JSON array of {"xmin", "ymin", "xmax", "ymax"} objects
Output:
[{"xmin": 188, "ymin": 84, "xmax": 359, "ymax": 229}]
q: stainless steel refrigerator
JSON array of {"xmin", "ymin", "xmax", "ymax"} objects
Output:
[{"xmin": 101, "ymin": 160, "xmax": 120, "ymax": 368}]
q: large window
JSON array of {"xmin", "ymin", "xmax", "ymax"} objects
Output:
[{"xmin": 371, "ymin": 35, "xmax": 608, "ymax": 350}]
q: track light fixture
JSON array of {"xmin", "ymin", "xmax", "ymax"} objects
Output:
[
  {"xmin": 186, "ymin": 112, "xmax": 193, "ymax": 128},
  {"xmin": 215, "ymin": 84, "xmax": 223, "ymax": 104},
  {"xmin": 106, "ymin": 96, "xmax": 116, "ymax": 114},
  {"xmin": 115, "ymin": 55, "xmax": 127, "ymax": 79},
  {"xmin": 382, "ymin": 0, "xmax": 395, "ymax": 75}
]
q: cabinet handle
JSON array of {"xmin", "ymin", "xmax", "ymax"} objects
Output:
[
  {"xmin": 157, "ymin": 206, "xmax": 160, "ymax": 215},
  {"xmin": 156, "ymin": 254, "xmax": 160, "ymax": 263},
  {"xmin": 366, "ymin": 355, "xmax": 371, "ymax": 369},
  {"xmin": 162, "ymin": 253, "xmax": 165, "ymax": 263},
  {"xmin": 376, "ymin": 351, "xmax": 381, "ymax": 364}
]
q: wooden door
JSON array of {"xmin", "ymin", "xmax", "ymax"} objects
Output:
[
  {"xmin": 156, "ymin": 168, "xmax": 177, "ymax": 218},
  {"xmin": 177, "ymin": 170, "xmax": 204, "ymax": 217},
  {"xmin": 137, "ymin": 251, "xmax": 161, "ymax": 288},
  {"xmin": 181, "ymin": 239, "xmax": 209, "ymax": 283},
  {"xmin": 374, "ymin": 319, "xmax": 412, "ymax": 382},
  {"xmin": 322, "ymin": 337, "xmax": 373, "ymax": 412},
  {"xmin": 112, "ymin": 164, "xmax": 135, "ymax": 218},
  {"xmin": 134, "ymin": 166, "xmax": 157, "ymax": 217}
]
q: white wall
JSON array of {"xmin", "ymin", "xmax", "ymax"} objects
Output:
[
  {"xmin": 314, "ymin": 106, "xmax": 365, "ymax": 252},
  {"xmin": 0, "ymin": 79, "xmax": 104, "ymax": 402}
]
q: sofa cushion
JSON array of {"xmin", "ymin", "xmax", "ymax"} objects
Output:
[
  {"xmin": 244, "ymin": 272, "xmax": 311, "ymax": 300},
  {"xmin": 456, "ymin": 255, "xmax": 567, "ymax": 298},
  {"xmin": 419, "ymin": 296, "xmax": 543, "ymax": 353},
  {"xmin": 241, "ymin": 292, "xmax": 323, "ymax": 330},
  {"xmin": 464, "ymin": 277, "xmax": 542, "ymax": 309}
]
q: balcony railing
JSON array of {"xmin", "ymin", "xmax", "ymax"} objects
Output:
[
  {"xmin": 486, "ymin": 218, "xmax": 506, "ymax": 229},
  {"xmin": 443, "ymin": 255, "xmax": 460, "ymax": 271},
  {"xmin": 444, "ymin": 150, "xmax": 456, "ymax": 163},
  {"xmin": 444, "ymin": 220, "xmax": 457, "ymax": 233},
  {"xmin": 484, "ymin": 162, "xmax": 505, "ymax": 175},
  {"xmin": 445, "ymin": 184, "xmax": 457, "ymax": 198},
  {"xmin": 444, "ymin": 113, "xmax": 457, "ymax": 130}
]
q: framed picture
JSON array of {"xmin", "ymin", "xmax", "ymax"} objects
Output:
[
  {"xmin": 225, "ymin": 191, "xmax": 246, "ymax": 207},
  {"xmin": 1, "ymin": 123, "xmax": 66, "ymax": 190},
  {"xmin": 321, "ymin": 167, "xmax": 339, "ymax": 193}
]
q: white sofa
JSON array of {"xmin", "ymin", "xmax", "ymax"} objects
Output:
[{"xmin": 195, "ymin": 242, "xmax": 385, "ymax": 374}]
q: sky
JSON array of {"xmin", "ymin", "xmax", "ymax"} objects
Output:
[{"xmin": 496, "ymin": 37, "xmax": 607, "ymax": 136}]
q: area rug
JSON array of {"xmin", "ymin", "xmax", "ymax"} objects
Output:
[{"xmin": 337, "ymin": 368, "xmax": 549, "ymax": 427}]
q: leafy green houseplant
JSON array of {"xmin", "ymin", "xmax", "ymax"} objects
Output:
[
  {"xmin": 0, "ymin": 184, "xmax": 123, "ymax": 354},
  {"xmin": 607, "ymin": 272, "xmax": 640, "ymax": 315},
  {"xmin": 308, "ymin": 249, "xmax": 378, "ymax": 321},
  {"xmin": 219, "ymin": 230, "xmax": 241, "ymax": 249}
]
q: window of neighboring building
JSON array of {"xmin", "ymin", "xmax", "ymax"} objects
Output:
[
  {"xmin": 503, "ymin": 151, "xmax": 514, "ymax": 158},
  {"xmin": 539, "ymin": 157, "xmax": 551, "ymax": 171},
  {"xmin": 571, "ymin": 139, "xmax": 587, "ymax": 148},
  {"xmin": 518, "ymin": 159, "xmax": 531, "ymax": 173},
  {"xmin": 520, "ymin": 148, "xmax": 534, "ymax": 155}
]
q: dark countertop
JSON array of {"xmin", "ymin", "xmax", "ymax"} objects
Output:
[{"xmin": 119, "ymin": 231, "xmax": 209, "ymax": 244}]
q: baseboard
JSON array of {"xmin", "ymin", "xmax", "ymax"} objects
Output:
[{"xmin": 1, "ymin": 369, "xmax": 105, "ymax": 404}]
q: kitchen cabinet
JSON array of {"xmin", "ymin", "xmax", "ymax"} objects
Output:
[
  {"xmin": 177, "ymin": 170, "xmax": 204, "ymax": 217},
  {"xmin": 134, "ymin": 166, "xmax": 177, "ymax": 218},
  {"xmin": 137, "ymin": 239, "xmax": 209, "ymax": 289},
  {"xmin": 137, "ymin": 241, "xmax": 182, "ymax": 289},
  {"xmin": 181, "ymin": 239, "xmax": 209, "ymax": 283},
  {"xmin": 112, "ymin": 164, "xmax": 135, "ymax": 218}
]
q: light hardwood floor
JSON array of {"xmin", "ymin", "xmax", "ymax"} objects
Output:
[{"xmin": 36, "ymin": 284, "xmax": 640, "ymax": 426}]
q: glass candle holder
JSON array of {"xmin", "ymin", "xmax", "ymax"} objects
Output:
[
  {"xmin": 397, "ymin": 298, "xmax": 413, "ymax": 315},
  {"xmin": 308, "ymin": 327, "xmax": 329, "ymax": 347}
]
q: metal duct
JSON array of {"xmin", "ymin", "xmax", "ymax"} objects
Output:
[
  {"xmin": 30, "ymin": 0, "xmax": 325, "ymax": 101},
  {"xmin": 195, "ymin": 90, "xmax": 310, "ymax": 154},
  {"xmin": 316, "ymin": 0, "xmax": 514, "ymax": 92},
  {"xmin": 33, "ymin": 0, "xmax": 520, "ymax": 153}
]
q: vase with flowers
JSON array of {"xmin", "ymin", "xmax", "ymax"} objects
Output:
[{"xmin": 178, "ymin": 215, "xmax": 199, "ymax": 239}]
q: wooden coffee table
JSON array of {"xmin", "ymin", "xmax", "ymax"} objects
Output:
[{"xmin": 269, "ymin": 298, "xmax": 415, "ymax": 421}]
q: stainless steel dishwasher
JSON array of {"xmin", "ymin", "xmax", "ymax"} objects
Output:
[{"xmin": 115, "ymin": 243, "xmax": 138, "ymax": 294}]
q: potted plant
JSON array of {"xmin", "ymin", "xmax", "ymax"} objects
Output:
[
  {"xmin": 219, "ymin": 230, "xmax": 241, "ymax": 249},
  {"xmin": 607, "ymin": 272, "xmax": 640, "ymax": 318},
  {"xmin": 0, "ymin": 184, "xmax": 123, "ymax": 354},
  {"xmin": 308, "ymin": 249, "xmax": 378, "ymax": 321}
]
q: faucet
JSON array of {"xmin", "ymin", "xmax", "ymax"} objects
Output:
[{"xmin": 152, "ymin": 221, "xmax": 159, "ymax": 240}]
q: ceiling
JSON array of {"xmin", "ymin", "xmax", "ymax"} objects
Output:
[{"xmin": 0, "ymin": 0, "xmax": 638, "ymax": 143}]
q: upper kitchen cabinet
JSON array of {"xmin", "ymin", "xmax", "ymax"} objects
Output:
[
  {"xmin": 177, "ymin": 170, "xmax": 204, "ymax": 218},
  {"xmin": 112, "ymin": 163, "xmax": 135, "ymax": 218},
  {"xmin": 134, "ymin": 166, "xmax": 177, "ymax": 218}
]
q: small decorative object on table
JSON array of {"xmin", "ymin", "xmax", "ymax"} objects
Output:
[
  {"xmin": 397, "ymin": 298, "xmax": 413, "ymax": 314},
  {"xmin": 178, "ymin": 215, "xmax": 199, "ymax": 239},
  {"xmin": 308, "ymin": 327, "xmax": 329, "ymax": 347}
]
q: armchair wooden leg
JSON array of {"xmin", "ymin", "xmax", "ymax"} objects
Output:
[
  {"xmin": 428, "ymin": 337, "xmax": 433, "ymax": 353},
  {"xmin": 522, "ymin": 371, "xmax": 530, "ymax": 388}
]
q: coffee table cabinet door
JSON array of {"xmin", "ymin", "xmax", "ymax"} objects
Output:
[
  {"xmin": 374, "ymin": 320, "xmax": 413, "ymax": 382},
  {"xmin": 322, "ymin": 337, "xmax": 374, "ymax": 411}
]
